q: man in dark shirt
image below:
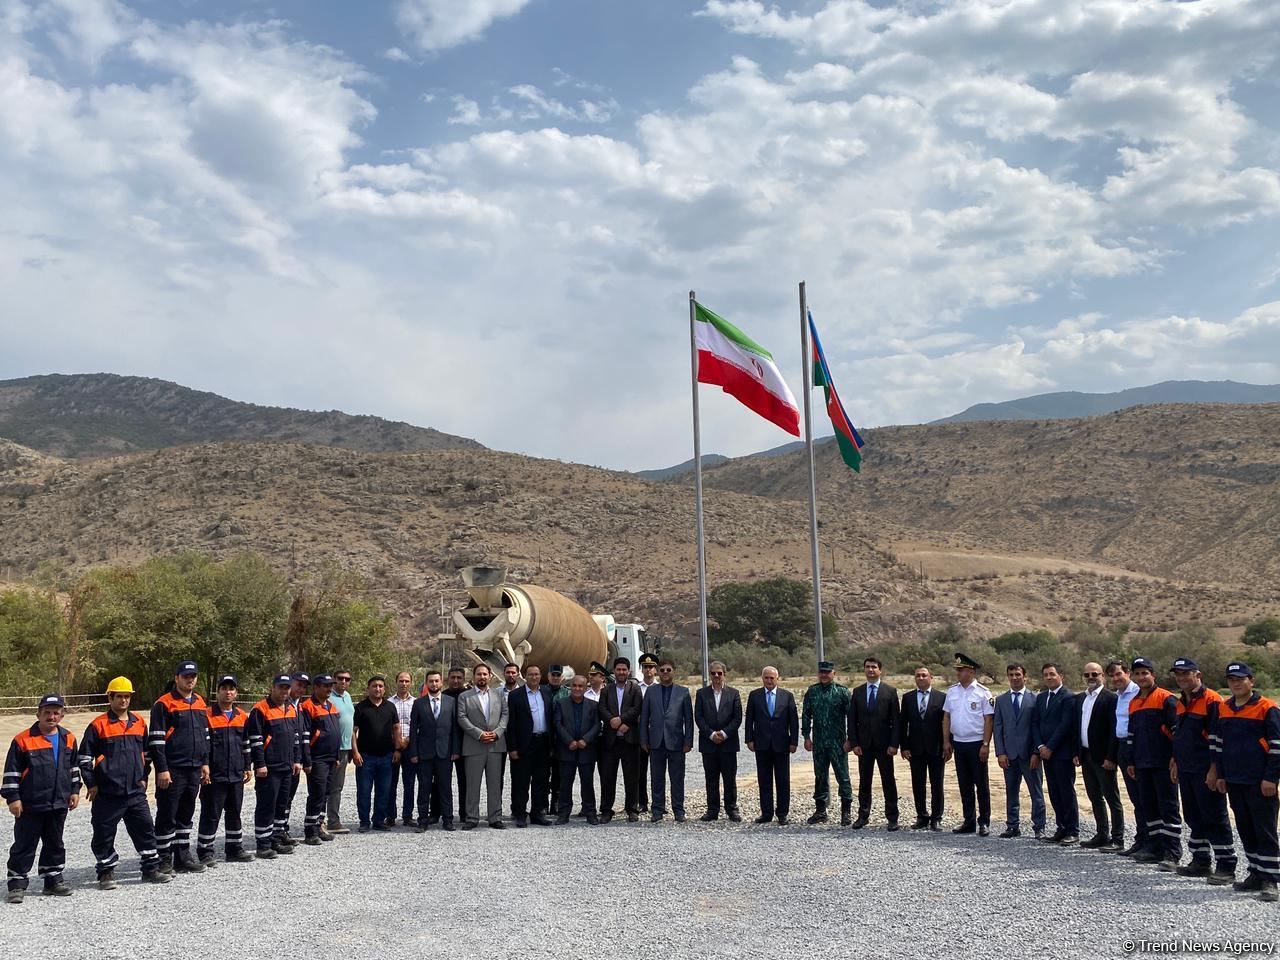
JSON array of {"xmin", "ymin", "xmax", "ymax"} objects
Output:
[{"xmin": 351, "ymin": 677, "xmax": 398, "ymax": 833}]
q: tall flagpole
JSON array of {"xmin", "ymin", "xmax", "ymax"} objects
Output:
[
  {"xmin": 689, "ymin": 290, "xmax": 710, "ymax": 687},
  {"xmin": 799, "ymin": 281, "xmax": 824, "ymax": 665}
]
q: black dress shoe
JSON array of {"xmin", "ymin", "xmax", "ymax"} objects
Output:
[
  {"xmin": 461, "ymin": 822, "xmax": 477, "ymax": 831},
  {"xmin": 727, "ymin": 810, "xmax": 742, "ymax": 823},
  {"xmin": 754, "ymin": 815, "xmax": 772, "ymax": 824},
  {"xmin": 587, "ymin": 815, "xmax": 599, "ymax": 825},
  {"xmin": 952, "ymin": 823, "xmax": 976, "ymax": 834},
  {"xmin": 599, "ymin": 812, "xmax": 614, "ymax": 824},
  {"xmin": 531, "ymin": 816, "xmax": 553, "ymax": 826},
  {"xmin": 886, "ymin": 822, "xmax": 900, "ymax": 832},
  {"xmin": 674, "ymin": 813, "xmax": 687, "ymax": 823},
  {"xmin": 441, "ymin": 821, "xmax": 456, "ymax": 832},
  {"xmin": 489, "ymin": 821, "xmax": 506, "ymax": 830},
  {"xmin": 1044, "ymin": 830, "xmax": 1067, "ymax": 843},
  {"xmin": 1080, "ymin": 835, "xmax": 1108, "ymax": 849},
  {"xmin": 414, "ymin": 825, "xmax": 427, "ymax": 833},
  {"xmin": 555, "ymin": 815, "xmax": 570, "ymax": 825},
  {"xmin": 626, "ymin": 813, "xmax": 639, "ymax": 823},
  {"xmin": 777, "ymin": 816, "xmax": 789, "ymax": 825},
  {"xmin": 851, "ymin": 817, "xmax": 869, "ymax": 830},
  {"xmin": 978, "ymin": 825, "xmax": 990, "ymax": 837},
  {"xmin": 1058, "ymin": 834, "xmax": 1079, "ymax": 847},
  {"xmin": 700, "ymin": 811, "xmax": 719, "ymax": 822},
  {"xmin": 999, "ymin": 828, "xmax": 1021, "ymax": 839},
  {"xmin": 911, "ymin": 818, "xmax": 929, "ymax": 830},
  {"xmin": 929, "ymin": 820, "xmax": 943, "ymax": 832},
  {"xmin": 1119, "ymin": 842, "xmax": 1142, "ymax": 856},
  {"xmin": 515, "ymin": 819, "xmax": 527, "ymax": 828}
]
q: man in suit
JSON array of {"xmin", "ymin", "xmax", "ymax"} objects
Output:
[
  {"xmin": 694, "ymin": 660, "xmax": 743, "ymax": 822},
  {"xmin": 597, "ymin": 657, "xmax": 644, "ymax": 823},
  {"xmin": 899, "ymin": 666, "xmax": 946, "ymax": 830},
  {"xmin": 1031, "ymin": 662, "xmax": 1079, "ymax": 844},
  {"xmin": 745, "ymin": 666, "xmax": 798, "ymax": 824},
  {"xmin": 507, "ymin": 664, "xmax": 554, "ymax": 828},
  {"xmin": 554, "ymin": 675, "xmax": 600, "ymax": 823},
  {"xmin": 456, "ymin": 664, "xmax": 508, "ymax": 830},
  {"xmin": 1073, "ymin": 661, "xmax": 1122, "ymax": 850},
  {"xmin": 993, "ymin": 663, "xmax": 1046, "ymax": 839},
  {"xmin": 845, "ymin": 657, "xmax": 900, "ymax": 830},
  {"xmin": 639, "ymin": 658, "xmax": 694, "ymax": 822},
  {"xmin": 408, "ymin": 670, "xmax": 460, "ymax": 832}
]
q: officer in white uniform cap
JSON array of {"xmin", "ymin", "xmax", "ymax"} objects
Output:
[{"xmin": 943, "ymin": 652, "xmax": 995, "ymax": 836}]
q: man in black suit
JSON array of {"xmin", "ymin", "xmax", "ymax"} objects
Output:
[
  {"xmin": 1072, "ymin": 661, "xmax": 1122, "ymax": 850},
  {"xmin": 845, "ymin": 657, "xmax": 900, "ymax": 830},
  {"xmin": 597, "ymin": 657, "xmax": 644, "ymax": 823},
  {"xmin": 506, "ymin": 664, "xmax": 555, "ymax": 827},
  {"xmin": 407, "ymin": 670, "xmax": 461, "ymax": 832},
  {"xmin": 553, "ymin": 675, "xmax": 600, "ymax": 824},
  {"xmin": 898, "ymin": 666, "xmax": 946, "ymax": 830},
  {"xmin": 694, "ymin": 660, "xmax": 743, "ymax": 822},
  {"xmin": 1031, "ymin": 662, "xmax": 1080, "ymax": 844},
  {"xmin": 745, "ymin": 666, "xmax": 798, "ymax": 824}
]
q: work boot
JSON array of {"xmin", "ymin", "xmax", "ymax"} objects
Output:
[
  {"xmin": 272, "ymin": 840, "xmax": 295, "ymax": 855},
  {"xmin": 98, "ymin": 871, "xmax": 119, "ymax": 891},
  {"xmin": 1260, "ymin": 880, "xmax": 1278, "ymax": 903},
  {"xmin": 1233, "ymin": 871, "xmax": 1264, "ymax": 893},
  {"xmin": 304, "ymin": 835, "xmax": 322, "ymax": 846},
  {"xmin": 42, "ymin": 881, "xmax": 72, "ymax": 897},
  {"xmin": 840, "ymin": 800, "xmax": 853, "ymax": 827},
  {"xmin": 1206, "ymin": 865, "xmax": 1235, "ymax": 886},
  {"xmin": 142, "ymin": 870, "xmax": 173, "ymax": 884},
  {"xmin": 197, "ymin": 851, "xmax": 219, "ymax": 869},
  {"xmin": 157, "ymin": 854, "xmax": 175, "ymax": 876},
  {"xmin": 807, "ymin": 804, "xmax": 828, "ymax": 825},
  {"xmin": 5, "ymin": 889, "xmax": 23, "ymax": 905},
  {"xmin": 1176, "ymin": 861, "xmax": 1211, "ymax": 878},
  {"xmin": 173, "ymin": 850, "xmax": 206, "ymax": 873},
  {"xmin": 256, "ymin": 848, "xmax": 278, "ymax": 860},
  {"xmin": 318, "ymin": 826, "xmax": 334, "ymax": 842}
]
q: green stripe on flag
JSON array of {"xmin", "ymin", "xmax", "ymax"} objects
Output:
[
  {"xmin": 834, "ymin": 427, "xmax": 862, "ymax": 472},
  {"xmin": 695, "ymin": 303, "xmax": 774, "ymax": 361}
]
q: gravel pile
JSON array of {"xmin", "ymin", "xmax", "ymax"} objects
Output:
[{"xmin": 5, "ymin": 749, "xmax": 1274, "ymax": 958}]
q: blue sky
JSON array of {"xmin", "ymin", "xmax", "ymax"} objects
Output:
[{"xmin": 3, "ymin": 0, "xmax": 1279, "ymax": 470}]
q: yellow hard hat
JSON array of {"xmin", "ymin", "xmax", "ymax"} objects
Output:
[{"xmin": 105, "ymin": 676, "xmax": 135, "ymax": 695}]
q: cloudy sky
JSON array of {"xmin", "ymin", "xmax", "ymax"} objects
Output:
[{"xmin": 3, "ymin": 0, "xmax": 1279, "ymax": 470}]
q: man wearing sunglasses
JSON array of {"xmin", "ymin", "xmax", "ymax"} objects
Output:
[
  {"xmin": 639, "ymin": 660, "xmax": 693, "ymax": 822},
  {"xmin": 1073, "ymin": 662, "xmax": 1122, "ymax": 851},
  {"xmin": 694, "ymin": 661, "xmax": 742, "ymax": 822}
]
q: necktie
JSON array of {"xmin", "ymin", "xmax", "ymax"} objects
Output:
[
  {"xmin": 868, "ymin": 684, "xmax": 877, "ymax": 709},
  {"xmin": 1013, "ymin": 692, "xmax": 1021, "ymax": 716},
  {"xmin": 919, "ymin": 692, "xmax": 926, "ymax": 715},
  {"xmin": 767, "ymin": 690, "xmax": 775, "ymax": 717},
  {"xmin": 432, "ymin": 697, "xmax": 439, "ymax": 719}
]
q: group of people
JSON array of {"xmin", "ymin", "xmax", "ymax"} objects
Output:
[
  {"xmin": 4, "ymin": 650, "xmax": 1278, "ymax": 905},
  {"xmin": 801, "ymin": 652, "xmax": 1279, "ymax": 903}
]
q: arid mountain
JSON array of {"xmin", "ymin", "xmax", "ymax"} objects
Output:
[
  {"xmin": 935, "ymin": 380, "xmax": 1280, "ymax": 424},
  {"xmin": 692, "ymin": 403, "xmax": 1280, "ymax": 591},
  {"xmin": 0, "ymin": 374, "xmax": 482, "ymax": 459},
  {"xmin": 1, "ymin": 403, "xmax": 1276, "ymax": 656}
]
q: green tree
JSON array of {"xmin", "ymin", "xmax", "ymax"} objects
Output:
[
  {"xmin": 707, "ymin": 578, "xmax": 835, "ymax": 654},
  {"xmin": 283, "ymin": 566, "xmax": 395, "ymax": 682},
  {"xmin": 991, "ymin": 629, "xmax": 1057, "ymax": 655},
  {"xmin": 1243, "ymin": 618, "xmax": 1280, "ymax": 648},
  {"xmin": 0, "ymin": 588, "xmax": 66, "ymax": 696}
]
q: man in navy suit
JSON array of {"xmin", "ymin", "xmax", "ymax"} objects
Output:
[
  {"xmin": 506, "ymin": 664, "xmax": 555, "ymax": 827},
  {"xmin": 745, "ymin": 666, "xmax": 798, "ymax": 824},
  {"xmin": 407, "ymin": 670, "xmax": 461, "ymax": 832},
  {"xmin": 1031, "ymin": 662, "xmax": 1079, "ymax": 844},
  {"xmin": 845, "ymin": 657, "xmax": 900, "ymax": 830},
  {"xmin": 993, "ymin": 663, "xmax": 1046, "ymax": 839},
  {"xmin": 899, "ymin": 666, "xmax": 947, "ymax": 830},
  {"xmin": 694, "ymin": 661, "xmax": 743, "ymax": 822},
  {"xmin": 639, "ymin": 659, "xmax": 694, "ymax": 823}
]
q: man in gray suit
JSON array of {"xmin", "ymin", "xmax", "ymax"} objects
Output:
[
  {"xmin": 408, "ymin": 669, "xmax": 461, "ymax": 832},
  {"xmin": 456, "ymin": 664, "xmax": 508, "ymax": 830},
  {"xmin": 993, "ymin": 662, "xmax": 1046, "ymax": 839},
  {"xmin": 640, "ymin": 659, "xmax": 694, "ymax": 822}
]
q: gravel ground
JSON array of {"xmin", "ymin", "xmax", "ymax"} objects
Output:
[{"xmin": 3, "ymin": 746, "xmax": 1276, "ymax": 958}]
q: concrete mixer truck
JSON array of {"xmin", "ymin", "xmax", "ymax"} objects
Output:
[{"xmin": 440, "ymin": 566, "xmax": 656, "ymax": 677}]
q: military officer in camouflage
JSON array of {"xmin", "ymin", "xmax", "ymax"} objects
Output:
[{"xmin": 802, "ymin": 661, "xmax": 853, "ymax": 825}]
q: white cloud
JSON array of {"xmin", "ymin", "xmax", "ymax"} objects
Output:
[
  {"xmin": 394, "ymin": 0, "xmax": 534, "ymax": 53},
  {"xmin": 381, "ymin": 46, "xmax": 411, "ymax": 62}
]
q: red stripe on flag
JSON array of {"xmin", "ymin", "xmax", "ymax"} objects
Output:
[{"xmin": 698, "ymin": 350, "xmax": 801, "ymax": 437}]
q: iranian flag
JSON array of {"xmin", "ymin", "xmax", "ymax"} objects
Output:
[{"xmin": 694, "ymin": 302, "xmax": 800, "ymax": 437}]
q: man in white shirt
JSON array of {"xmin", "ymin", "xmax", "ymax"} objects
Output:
[
  {"xmin": 386, "ymin": 672, "xmax": 416, "ymax": 828},
  {"xmin": 636, "ymin": 653, "xmax": 660, "ymax": 813},
  {"xmin": 1073, "ymin": 662, "xmax": 1122, "ymax": 850},
  {"xmin": 942, "ymin": 653, "xmax": 995, "ymax": 836},
  {"xmin": 1108, "ymin": 659, "xmax": 1146, "ymax": 856}
]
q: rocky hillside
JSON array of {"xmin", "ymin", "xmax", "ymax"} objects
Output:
[
  {"xmin": 0, "ymin": 374, "xmax": 482, "ymax": 458},
  {"xmin": 692, "ymin": 403, "xmax": 1280, "ymax": 590}
]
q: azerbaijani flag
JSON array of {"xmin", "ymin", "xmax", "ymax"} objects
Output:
[
  {"xmin": 695, "ymin": 302, "xmax": 800, "ymax": 437},
  {"xmin": 809, "ymin": 311, "xmax": 865, "ymax": 472}
]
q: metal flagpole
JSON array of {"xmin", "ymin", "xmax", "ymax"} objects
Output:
[
  {"xmin": 689, "ymin": 290, "xmax": 711, "ymax": 687},
  {"xmin": 799, "ymin": 281, "xmax": 825, "ymax": 665}
]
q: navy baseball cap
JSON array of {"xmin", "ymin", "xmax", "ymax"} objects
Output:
[
  {"xmin": 176, "ymin": 660, "xmax": 198, "ymax": 676},
  {"xmin": 313, "ymin": 674, "xmax": 334, "ymax": 685},
  {"xmin": 38, "ymin": 693, "xmax": 65, "ymax": 709},
  {"xmin": 272, "ymin": 674, "xmax": 292, "ymax": 687},
  {"xmin": 291, "ymin": 672, "xmax": 311, "ymax": 685},
  {"xmin": 1171, "ymin": 658, "xmax": 1198, "ymax": 672},
  {"xmin": 1130, "ymin": 657, "xmax": 1155, "ymax": 672},
  {"xmin": 217, "ymin": 675, "xmax": 238, "ymax": 688},
  {"xmin": 1225, "ymin": 662, "xmax": 1254, "ymax": 679}
]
